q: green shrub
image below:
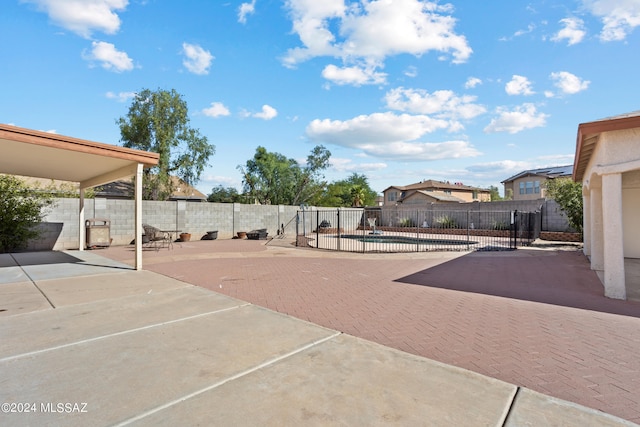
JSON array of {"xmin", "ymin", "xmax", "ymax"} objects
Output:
[
  {"xmin": 491, "ymin": 220, "xmax": 510, "ymax": 230},
  {"xmin": 0, "ymin": 175, "xmax": 55, "ymax": 252},
  {"xmin": 433, "ymin": 215, "xmax": 457, "ymax": 229},
  {"xmin": 397, "ymin": 217, "xmax": 415, "ymax": 227}
]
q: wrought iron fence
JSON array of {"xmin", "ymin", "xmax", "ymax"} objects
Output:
[{"xmin": 296, "ymin": 208, "xmax": 540, "ymax": 253}]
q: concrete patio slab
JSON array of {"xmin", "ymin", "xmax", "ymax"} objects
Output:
[
  {"xmin": 132, "ymin": 334, "xmax": 518, "ymax": 427},
  {"xmin": 11, "ymin": 250, "xmax": 133, "ymax": 282},
  {"xmin": 35, "ymin": 270, "xmax": 191, "ymax": 307},
  {"xmin": 0, "ymin": 281, "xmax": 51, "ymax": 317},
  {"xmin": 0, "ymin": 285, "xmax": 242, "ymax": 358},
  {"xmin": 0, "ymin": 253, "xmax": 18, "ymax": 268},
  {"xmin": 0, "ymin": 304, "xmax": 337, "ymax": 427},
  {"xmin": 1, "ymin": 248, "xmax": 638, "ymax": 426},
  {"xmin": 506, "ymin": 388, "xmax": 638, "ymax": 427}
]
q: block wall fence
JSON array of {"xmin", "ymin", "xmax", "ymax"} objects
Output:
[{"xmin": 26, "ymin": 198, "xmax": 573, "ymax": 251}]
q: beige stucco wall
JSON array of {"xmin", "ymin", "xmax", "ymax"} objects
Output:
[
  {"xmin": 582, "ymin": 126, "xmax": 640, "ymax": 299},
  {"xmin": 510, "ymin": 176, "xmax": 548, "ymax": 200},
  {"xmin": 622, "ymin": 171, "xmax": 640, "ymax": 258}
]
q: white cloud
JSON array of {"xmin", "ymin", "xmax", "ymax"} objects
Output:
[
  {"xmin": 22, "ymin": 0, "xmax": 128, "ymax": 38},
  {"xmin": 106, "ymin": 91, "xmax": 136, "ymax": 102},
  {"xmin": 283, "ymin": 0, "xmax": 471, "ymax": 84},
  {"xmin": 466, "ymin": 160, "xmax": 532, "ymax": 176},
  {"xmin": 550, "ymin": 71, "xmax": 590, "ymax": 94},
  {"xmin": 202, "ymin": 102, "xmax": 231, "ymax": 118},
  {"xmin": 582, "ymin": 0, "xmax": 640, "ymax": 41},
  {"xmin": 246, "ymin": 105, "xmax": 278, "ymax": 120},
  {"xmin": 330, "ymin": 158, "xmax": 387, "ymax": 172},
  {"xmin": 384, "ymin": 87, "xmax": 486, "ymax": 125},
  {"xmin": 464, "ymin": 77, "xmax": 482, "ymax": 89},
  {"xmin": 83, "ymin": 41, "xmax": 133, "ymax": 72},
  {"xmin": 505, "ymin": 75, "xmax": 535, "ymax": 96},
  {"xmin": 306, "ymin": 112, "xmax": 481, "ymax": 161},
  {"xmin": 181, "ymin": 42, "xmax": 214, "ymax": 75},
  {"xmin": 238, "ymin": 0, "xmax": 256, "ymax": 24},
  {"xmin": 514, "ymin": 23, "xmax": 536, "ymax": 37},
  {"xmin": 536, "ymin": 153, "xmax": 576, "ymax": 164},
  {"xmin": 404, "ymin": 66, "xmax": 418, "ymax": 78},
  {"xmin": 484, "ymin": 104, "xmax": 548, "ymax": 134},
  {"xmin": 552, "ymin": 17, "xmax": 586, "ymax": 45},
  {"xmin": 500, "ymin": 24, "xmax": 536, "ymax": 41},
  {"xmin": 322, "ymin": 64, "xmax": 387, "ymax": 86}
]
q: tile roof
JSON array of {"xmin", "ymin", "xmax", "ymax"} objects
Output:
[{"xmin": 384, "ymin": 180, "xmax": 488, "ymax": 192}]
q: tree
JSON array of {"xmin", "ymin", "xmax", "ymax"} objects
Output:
[
  {"xmin": 314, "ymin": 173, "xmax": 378, "ymax": 207},
  {"xmin": 117, "ymin": 88, "xmax": 215, "ymax": 200},
  {"xmin": 350, "ymin": 185, "xmax": 366, "ymax": 207},
  {"xmin": 544, "ymin": 177, "xmax": 583, "ymax": 234},
  {"xmin": 488, "ymin": 185, "xmax": 503, "ymax": 201},
  {"xmin": 207, "ymin": 185, "xmax": 243, "ymax": 203},
  {"xmin": 0, "ymin": 175, "xmax": 54, "ymax": 252},
  {"xmin": 238, "ymin": 145, "xmax": 330, "ymax": 205}
]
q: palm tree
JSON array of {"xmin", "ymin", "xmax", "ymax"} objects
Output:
[{"xmin": 350, "ymin": 185, "xmax": 366, "ymax": 207}]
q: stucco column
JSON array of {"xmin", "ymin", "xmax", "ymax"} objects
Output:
[
  {"xmin": 78, "ymin": 189, "xmax": 85, "ymax": 251},
  {"xmin": 134, "ymin": 163, "xmax": 143, "ymax": 271},
  {"xmin": 602, "ymin": 173, "xmax": 626, "ymax": 299},
  {"xmin": 590, "ymin": 186, "xmax": 604, "ymax": 272},
  {"xmin": 582, "ymin": 189, "xmax": 591, "ymax": 257}
]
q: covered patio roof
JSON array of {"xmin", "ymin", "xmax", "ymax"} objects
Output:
[
  {"xmin": 573, "ymin": 110, "xmax": 640, "ymax": 182},
  {"xmin": 0, "ymin": 124, "xmax": 158, "ymax": 188},
  {"xmin": 0, "ymin": 124, "xmax": 159, "ymax": 269}
]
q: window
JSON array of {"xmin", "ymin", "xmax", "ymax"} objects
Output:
[
  {"xmin": 472, "ymin": 190, "xmax": 478, "ymax": 199},
  {"xmin": 526, "ymin": 181, "xmax": 534, "ymax": 194},
  {"xmin": 519, "ymin": 182, "xmax": 525, "ymax": 194},
  {"xmin": 534, "ymin": 180, "xmax": 540, "ymax": 194},
  {"xmin": 388, "ymin": 191, "xmax": 397, "ymax": 202}
]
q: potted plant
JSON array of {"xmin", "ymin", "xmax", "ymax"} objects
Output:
[{"xmin": 179, "ymin": 232, "xmax": 191, "ymax": 242}]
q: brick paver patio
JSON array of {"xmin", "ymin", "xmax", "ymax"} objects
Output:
[{"xmin": 103, "ymin": 240, "xmax": 640, "ymax": 423}]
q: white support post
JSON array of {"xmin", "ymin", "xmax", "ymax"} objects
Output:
[
  {"xmin": 79, "ymin": 188, "xmax": 86, "ymax": 251},
  {"xmin": 601, "ymin": 173, "xmax": 626, "ymax": 299},
  {"xmin": 135, "ymin": 163, "xmax": 143, "ymax": 271}
]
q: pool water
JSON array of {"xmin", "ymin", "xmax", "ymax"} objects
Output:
[{"xmin": 340, "ymin": 234, "xmax": 475, "ymax": 245}]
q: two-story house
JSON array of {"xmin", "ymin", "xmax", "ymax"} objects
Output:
[
  {"xmin": 382, "ymin": 180, "xmax": 491, "ymax": 206},
  {"xmin": 501, "ymin": 165, "xmax": 573, "ymax": 201}
]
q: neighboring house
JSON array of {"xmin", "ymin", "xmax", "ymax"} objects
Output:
[
  {"xmin": 501, "ymin": 165, "xmax": 573, "ymax": 201},
  {"xmin": 574, "ymin": 110, "xmax": 640, "ymax": 300},
  {"xmin": 382, "ymin": 180, "xmax": 490, "ymax": 206},
  {"xmin": 96, "ymin": 176, "xmax": 207, "ymax": 201},
  {"xmin": 13, "ymin": 175, "xmax": 207, "ymax": 201}
]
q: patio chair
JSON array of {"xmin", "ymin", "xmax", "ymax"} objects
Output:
[{"xmin": 142, "ymin": 224, "xmax": 171, "ymax": 251}]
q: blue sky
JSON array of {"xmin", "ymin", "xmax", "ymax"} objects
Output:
[{"xmin": 2, "ymin": 0, "xmax": 640, "ymax": 197}]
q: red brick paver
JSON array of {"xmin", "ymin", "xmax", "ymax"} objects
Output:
[{"xmin": 103, "ymin": 241, "xmax": 640, "ymax": 423}]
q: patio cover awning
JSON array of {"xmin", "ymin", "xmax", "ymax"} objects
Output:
[{"xmin": 0, "ymin": 124, "xmax": 159, "ymax": 270}]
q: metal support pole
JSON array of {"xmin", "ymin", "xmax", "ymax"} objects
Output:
[{"xmin": 337, "ymin": 208, "xmax": 341, "ymax": 252}]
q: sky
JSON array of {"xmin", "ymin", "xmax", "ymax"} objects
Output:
[{"xmin": 2, "ymin": 0, "xmax": 640, "ymax": 197}]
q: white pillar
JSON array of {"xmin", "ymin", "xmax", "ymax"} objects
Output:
[
  {"xmin": 601, "ymin": 173, "xmax": 626, "ymax": 299},
  {"xmin": 78, "ymin": 189, "xmax": 86, "ymax": 251},
  {"xmin": 582, "ymin": 189, "xmax": 591, "ymax": 257},
  {"xmin": 135, "ymin": 164, "xmax": 143, "ymax": 271},
  {"xmin": 590, "ymin": 186, "xmax": 604, "ymax": 272}
]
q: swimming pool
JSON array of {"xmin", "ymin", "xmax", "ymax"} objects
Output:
[{"xmin": 340, "ymin": 234, "xmax": 476, "ymax": 246}]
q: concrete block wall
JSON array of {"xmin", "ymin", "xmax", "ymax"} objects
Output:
[
  {"xmin": 30, "ymin": 199, "xmax": 301, "ymax": 250},
  {"xmin": 377, "ymin": 199, "xmax": 572, "ymax": 232},
  {"xmin": 28, "ymin": 198, "xmax": 574, "ymax": 251},
  {"xmin": 541, "ymin": 200, "xmax": 576, "ymax": 232}
]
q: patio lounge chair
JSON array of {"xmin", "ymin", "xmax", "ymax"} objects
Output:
[{"xmin": 142, "ymin": 224, "xmax": 172, "ymax": 250}]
